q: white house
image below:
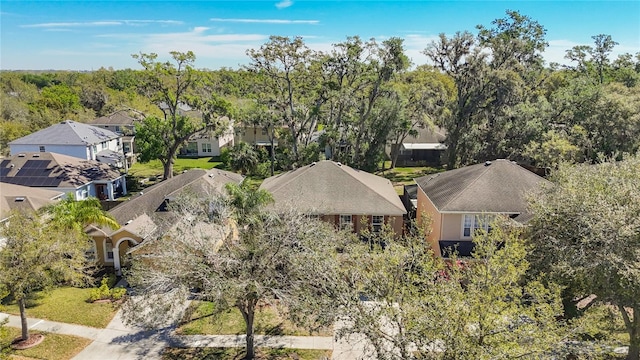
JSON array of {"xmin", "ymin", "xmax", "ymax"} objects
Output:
[
  {"xmin": 9, "ymin": 120, "xmax": 125, "ymax": 167},
  {"xmin": 0, "ymin": 152, "xmax": 127, "ymax": 201}
]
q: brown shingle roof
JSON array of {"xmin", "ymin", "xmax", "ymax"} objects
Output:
[
  {"xmin": 260, "ymin": 160, "xmax": 406, "ymax": 216},
  {"xmin": 414, "ymin": 159, "xmax": 549, "ymax": 215},
  {"xmin": 0, "ymin": 152, "xmax": 122, "ymax": 188},
  {"xmin": 89, "ymin": 110, "xmax": 141, "ymax": 126},
  {"xmin": 0, "ymin": 183, "xmax": 63, "ymax": 220}
]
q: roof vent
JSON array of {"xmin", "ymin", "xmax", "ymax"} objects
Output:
[
  {"xmin": 10, "ymin": 164, "xmax": 14, "ymax": 168},
  {"xmin": 15, "ymin": 197, "xmax": 25, "ymax": 202},
  {"xmin": 18, "ymin": 153, "xmax": 26, "ymax": 157},
  {"xmin": 32, "ymin": 154, "xmax": 40, "ymax": 158},
  {"xmin": 336, "ymin": 162, "xmax": 342, "ymax": 167},
  {"xmin": 125, "ymin": 220, "xmax": 133, "ymax": 225},
  {"xmin": 310, "ymin": 162, "xmax": 316, "ymax": 167},
  {"xmin": 208, "ymin": 173, "xmax": 215, "ymax": 178},
  {"xmin": 484, "ymin": 161, "xmax": 492, "ymax": 166}
]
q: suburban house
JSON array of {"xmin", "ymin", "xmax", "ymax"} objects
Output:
[
  {"xmin": 0, "ymin": 152, "xmax": 127, "ymax": 201},
  {"xmin": 414, "ymin": 159, "xmax": 549, "ymax": 257},
  {"xmin": 8, "ymin": 120, "xmax": 125, "ymax": 168},
  {"xmin": 260, "ymin": 160, "xmax": 407, "ymax": 237},
  {"xmin": 180, "ymin": 122, "xmax": 235, "ymax": 157},
  {"xmin": 85, "ymin": 168, "xmax": 243, "ymax": 275},
  {"xmin": 0, "ymin": 183, "xmax": 63, "ymax": 223},
  {"xmin": 389, "ymin": 125, "xmax": 447, "ymax": 167},
  {"xmin": 234, "ymin": 123, "xmax": 285, "ymax": 156},
  {"xmin": 88, "ymin": 110, "xmax": 142, "ymax": 165}
]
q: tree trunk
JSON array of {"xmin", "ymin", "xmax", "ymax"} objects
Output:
[
  {"xmin": 269, "ymin": 128, "xmax": 275, "ymax": 176},
  {"xmin": 619, "ymin": 305, "xmax": 640, "ymax": 360},
  {"xmin": 245, "ymin": 307, "xmax": 255, "ymax": 359},
  {"xmin": 626, "ymin": 306, "xmax": 640, "ymax": 360},
  {"xmin": 19, "ymin": 297, "xmax": 29, "ymax": 340}
]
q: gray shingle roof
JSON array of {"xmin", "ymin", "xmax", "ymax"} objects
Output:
[
  {"xmin": 414, "ymin": 159, "xmax": 549, "ymax": 214},
  {"xmin": 89, "ymin": 110, "xmax": 140, "ymax": 126},
  {"xmin": 104, "ymin": 168, "xmax": 243, "ymax": 236},
  {"xmin": 9, "ymin": 120, "xmax": 119, "ymax": 146},
  {"xmin": 260, "ymin": 160, "xmax": 406, "ymax": 216}
]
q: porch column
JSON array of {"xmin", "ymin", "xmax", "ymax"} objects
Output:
[
  {"xmin": 108, "ymin": 182, "xmax": 115, "ymax": 201},
  {"xmin": 113, "ymin": 245, "xmax": 121, "ymax": 276}
]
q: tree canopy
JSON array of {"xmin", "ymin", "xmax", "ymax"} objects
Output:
[{"xmin": 527, "ymin": 156, "xmax": 640, "ymax": 359}]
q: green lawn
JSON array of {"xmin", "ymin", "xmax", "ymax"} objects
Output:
[
  {"xmin": 163, "ymin": 347, "xmax": 332, "ymax": 360},
  {"xmin": 5, "ymin": 328, "xmax": 91, "ymax": 360},
  {"xmin": 177, "ymin": 302, "xmax": 331, "ymax": 337},
  {"xmin": 376, "ymin": 166, "xmax": 444, "ymax": 194},
  {"xmin": 128, "ymin": 157, "xmax": 223, "ymax": 179},
  {"xmin": 2, "ymin": 287, "xmax": 119, "ymax": 328}
]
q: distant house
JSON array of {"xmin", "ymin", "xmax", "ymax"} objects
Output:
[
  {"xmin": 88, "ymin": 110, "xmax": 142, "ymax": 165},
  {"xmin": 86, "ymin": 168, "xmax": 243, "ymax": 275},
  {"xmin": 414, "ymin": 159, "xmax": 549, "ymax": 257},
  {"xmin": 180, "ymin": 122, "xmax": 235, "ymax": 157},
  {"xmin": 260, "ymin": 160, "xmax": 407, "ymax": 237},
  {"xmin": 0, "ymin": 152, "xmax": 127, "ymax": 201},
  {"xmin": 0, "ymin": 183, "xmax": 63, "ymax": 223},
  {"xmin": 389, "ymin": 126, "xmax": 447, "ymax": 167},
  {"xmin": 9, "ymin": 120, "xmax": 125, "ymax": 168}
]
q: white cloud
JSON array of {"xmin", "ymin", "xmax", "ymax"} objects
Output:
[
  {"xmin": 401, "ymin": 34, "xmax": 440, "ymax": 67},
  {"xmin": 275, "ymin": 0, "xmax": 293, "ymax": 9},
  {"xmin": 210, "ymin": 18, "xmax": 318, "ymax": 25},
  {"xmin": 22, "ymin": 20, "xmax": 182, "ymax": 29}
]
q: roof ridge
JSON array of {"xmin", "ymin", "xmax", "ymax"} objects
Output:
[
  {"xmin": 266, "ymin": 163, "xmax": 316, "ymax": 194},
  {"xmin": 339, "ymin": 163, "xmax": 406, "ymax": 213},
  {"xmin": 438, "ymin": 162, "xmax": 492, "ymax": 210}
]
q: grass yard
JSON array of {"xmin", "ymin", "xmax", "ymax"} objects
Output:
[
  {"xmin": 4, "ymin": 328, "xmax": 91, "ymax": 360},
  {"xmin": 376, "ymin": 166, "xmax": 444, "ymax": 194},
  {"xmin": 2, "ymin": 287, "xmax": 119, "ymax": 328},
  {"xmin": 177, "ymin": 302, "xmax": 331, "ymax": 337},
  {"xmin": 163, "ymin": 347, "xmax": 332, "ymax": 360},
  {"xmin": 128, "ymin": 157, "xmax": 223, "ymax": 179}
]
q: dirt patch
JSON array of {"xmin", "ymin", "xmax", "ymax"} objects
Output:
[{"xmin": 11, "ymin": 334, "xmax": 45, "ymax": 350}]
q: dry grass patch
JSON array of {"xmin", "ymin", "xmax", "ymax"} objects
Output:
[{"xmin": 177, "ymin": 301, "xmax": 332, "ymax": 337}]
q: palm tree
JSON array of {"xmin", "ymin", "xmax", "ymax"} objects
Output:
[
  {"xmin": 224, "ymin": 182, "xmax": 273, "ymax": 226},
  {"xmin": 229, "ymin": 142, "xmax": 259, "ymax": 175},
  {"xmin": 44, "ymin": 195, "xmax": 120, "ymax": 232}
]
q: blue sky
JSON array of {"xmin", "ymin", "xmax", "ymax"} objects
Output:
[{"xmin": 1, "ymin": 1, "xmax": 639, "ymax": 70}]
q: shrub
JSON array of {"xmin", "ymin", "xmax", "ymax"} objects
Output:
[{"xmin": 88, "ymin": 277, "xmax": 127, "ymax": 302}]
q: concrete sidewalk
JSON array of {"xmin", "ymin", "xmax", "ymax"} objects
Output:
[{"xmin": 2, "ymin": 310, "xmax": 368, "ymax": 360}]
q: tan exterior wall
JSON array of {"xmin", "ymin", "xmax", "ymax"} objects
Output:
[
  {"xmin": 235, "ymin": 126, "xmax": 276, "ymax": 145},
  {"xmin": 416, "ymin": 187, "xmax": 443, "ymax": 256},
  {"xmin": 89, "ymin": 230, "xmax": 142, "ymax": 268},
  {"xmin": 442, "ymin": 214, "xmax": 463, "ymax": 241}
]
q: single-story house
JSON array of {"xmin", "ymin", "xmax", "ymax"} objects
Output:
[
  {"xmin": 0, "ymin": 152, "xmax": 127, "ymax": 201},
  {"xmin": 0, "ymin": 183, "xmax": 63, "ymax": 223},
  {"xmin": 389, "ymin": 125, "xmax": 447, "ymax": 167},
  {"xmin": 9, "ymin": 120, "xmax": 125, "ymax": 168},
  {"xmin": 260, "ymin": 160, "xmax": 407, "ymax": 237},
  {"xmin": 414, "ymin": 159, "xmax": 549, "ymax": 257},
  {"xmin": 86, "ymin": 168, "xmax": 243, "ymax": 275}
]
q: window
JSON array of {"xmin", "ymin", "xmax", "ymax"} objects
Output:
[
  {"xmin": 202, "ymin": 143, "xmax": 212, "ymax": 153},
  {"xmin": 372, "ymin": 215, "xmax": 384, "ymax": 232},
  {"xmin": 339, "ymin": 215, "xmax": 353, "ymax": 231},
  {"xmin": 115, "ymin": 126, "xmax": 121, "ymax": 132},
  {"xmin": 105, "ymin": 240, "xmax": 114, "ymax": 260},
  {"xmin": 39, "ymin": 146, "xmax": 45, "ymax": 152},
  {"xmin": 462, "ymin": 214, "xmax": 494, "ymax": 238}
]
